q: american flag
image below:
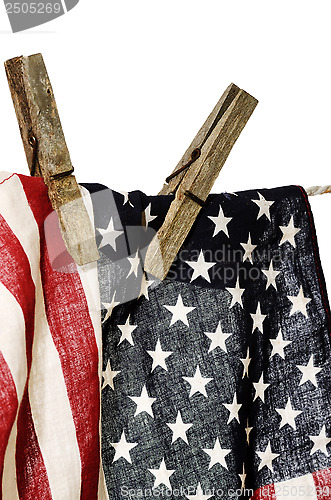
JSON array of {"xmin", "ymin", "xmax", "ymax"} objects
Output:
[
  {"xmin": 0, "ymin": 172, "xmax": 108, "ymax": 499},
  {"xmin": 83, "ymin": 182, "xmax": 331, "ymax": 500}
]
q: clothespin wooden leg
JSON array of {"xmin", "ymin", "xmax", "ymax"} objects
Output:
[
  {"xmin": 5, "ymin": 54, "xmax": 100, "ymax": 266},
  {"xmin": 144, "ymin": 84, "xmax": 258, "ymax": 280}
]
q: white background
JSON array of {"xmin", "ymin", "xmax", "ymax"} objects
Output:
[{"xmin": 0, "ymin": 1, "xmax": 330, "ymax": 289}]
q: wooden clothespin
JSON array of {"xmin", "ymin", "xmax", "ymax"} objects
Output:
[
  {"xmin": 144, "ymin": 83, "xmax": 258, "ymax": 280},
  {"xmin": 5, "ymin": 53, "xmax": 100, "ymax": 266}
]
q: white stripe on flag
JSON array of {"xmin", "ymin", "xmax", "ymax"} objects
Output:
[
  {"xmin": 98, "ymin": 463, "xmax": 110, "ymax": 500},
  {"xmin": 78, "ymin": 186, "xmax": 110, "ymax": 500},
  {"xmin": 77, "ymin": 186, "xmax": 102, "ymax": 355},
  {"xmin": 0, "ymin": 175, "xmax": 81, "ymax": 499},
  {"xmin": 274, "ymin": 473, "xmax": 318, "ymax": 499},
  {"xmin": 3, "ymin": 427, "xmax": 20, "ymax": 500},
  {"xmin": 0, "ymin": 171, "xmax": 14, "ymax": 183}
]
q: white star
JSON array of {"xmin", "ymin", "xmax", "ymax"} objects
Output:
[
  {"xmin": 310, "ymin": 426, "xmax": 331, "ymax": 456},
  {"xmin": 240, "ymin": 348, "xmax": 251, "ymax": 378},
  {"xmin": 253, "ymin": 374, "xmax": 270, "ymax": 403},
  {"xmin": 297, "ymin": 355, "xmax": 322, "ymax": 387},
  {"xmin": 239, "ymin": 464, "xmax": 246, "ymax": 489},
  {"xmin": 166, "ymin": 411, "xmax": 193, "ymax": 444},
  {"xmin": 252, "ymin": 192, "xmax": 274, "ymax": 221},
  {"xmin": 163, "ymin": 294, "xmax": 195, "ymax": 327},
  {"xmin": 102, "ymin": 360, "xmax": 121, "ymax": 390},
  {"xmin": 250, "ymin": 302, "xmax": 267, "ymax": 333},
  {"xmin": 280, "ymin": 216, "xmax": 301, "ymax": 247},
  {"xmin": 245, "ymin": 421, "xmax": 253, "ymax": 444},
  {"xmin": 118, "ymin": 315, "xmax": 137, "ymax": 345},
  {"xmin": 226, "ymin": 277, "xmax": 245, "ymax": 308},
  {"xmin": 97, "ymin": 217, "xmax": 123, "ymax": 251},
  {"xmin": 288, "ymin": 286, "xmax": 311, "ymax": 317},
  {"xmin": 240, "ymin": 233, "xmax": 257, "ymax": 264},
  {"xmin": 138, "ymin": 274, "xmax": 155, "ymax": 300},
  {"xmin": 148, "ymin": 458, "xmax": 175, "ymax": 489},
  {"xmin": 204, "ymin": 321, "xmax": 232, "ymax": 354},
  {"xmin": 185, "ymin": 250, "xmax": 216, "ymax": 283},
  {"xmin": 127, "ymin": 249, "xmax": 141, "ymax": 278},
  {"xmin": 146, "ymin": 339, "xmax": 173, "ymax": 371},
  {"xmin": 223, "ymin": 393, "xmax": 242, "ymax": 424},
  {"xmin": 262, "ymin": 261, "xmax": 280, "ymax": 290},
  {"xmin": 276, "ymin": 398, "xmax": 302, "ymax": 430},
  {"xmin": 270, "ymin": 329, "xmax": 292, "ymax": 359},
  {"xmin": 118, "ymin": 190, "xmax": 134, "ymax": 206},
  {"xmin": 183, "ymin": 365, "xmax": 213, "ymax": 398},
  {"xmin": 111, "ymin": 431, "xmax": 138, "ymax": 463},
  {"xmin": 143, "ymin": 203, "xmax": 157, "ymax": 227},
  {"xmin": 257, "ymin": 442, "xmax": 279, "ymax": 473},
  {"xmin": 203, "ymin": 437, "xmax": 231, "ymax": 470},
  {"xmin": 186, "ymin": 482, "xmax": 212, "ymax": 500},
  {"xmin": 102, "ymin": 292, "xmax": 120, "ymax": 323},
  {"xmin": 129, "ymin": 384, "xmax": 156, "ymax": 418},
  {"xmin": 208, "ymin": 204, "xmax": 232, "ymax": 238}
]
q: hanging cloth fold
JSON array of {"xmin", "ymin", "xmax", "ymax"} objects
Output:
[
  {"xmin": 83, "ymin": 182, "xmax": 331, "ymax": 500},
  {"xmin": 0, "ymin": 172, "xmax": 108, "ymax": 500}
]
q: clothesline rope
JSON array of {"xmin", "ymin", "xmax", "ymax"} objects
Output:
[{"xmin": 306, "ymin": 185, "xmax": 331, "ymax": 196}]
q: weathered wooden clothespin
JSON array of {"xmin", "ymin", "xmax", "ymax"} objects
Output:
[
  {"xmin": 144, "ymin": 83, "xmax": 258, "ymax": 280},
  {"xmin": 5, "ymin": 53, "xmax": 100, "ymax": 266}
]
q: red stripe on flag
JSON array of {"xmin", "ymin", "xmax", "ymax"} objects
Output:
[
  {"xmin": 19, "ymin": 174, "xmax": 101, "ymax": 499},
  {"xmin": 251, "ymin": 483, "xmax": 277, "ymax": 499},
  {"xmin": 0, "ymin": 352, "xmax": 18, "ymax": 498},
  {"xmin": 313, "ymin": 467, "xmax": 331, "ymax": 500},
  {"xmin": 0, "ymin": 213, "xmax": 35, "ymax": 370},
  {"xmin": 0, "ymin": 210, "xmax": 52, "ymax": 499},
  {"xmin": 16, "ymin": 394, "xmax": 52, "ymax": 500}
]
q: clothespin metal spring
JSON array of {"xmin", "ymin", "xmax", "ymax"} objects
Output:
[
  {"xmin": 28, "ymin": 134, "xmax": 38, "ymax": 176},
  {"xmin": 165, "ymin": 148, "xmax": 201, "ymax": 185},
  {"xmin": 28, "ymin": 133, "xmax": 74, "ymax": 180},
  {"xmin": 166, "ymin": 147, "xmax": 205, "ymax": 204}
]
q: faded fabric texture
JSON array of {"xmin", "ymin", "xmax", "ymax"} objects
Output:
[
  {"xmin": 82, "ymin": 183, "xmax": 331, "ymax": 500},
  {"xmin": 0, "ymin": 172, "xmax": 108, "ymax": 500}
]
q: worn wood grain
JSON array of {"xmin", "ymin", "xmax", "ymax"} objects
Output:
[
  {"xmin": 159, "ymin": 83, "xmax": 241, "ymax": 196},
  {"xmin": 144, "ymin": 86, "xmax": 258, "ymax": 280},
  {"xmin": 5, "ymin": 54, "xmax": 99, "ymax": 266}
]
